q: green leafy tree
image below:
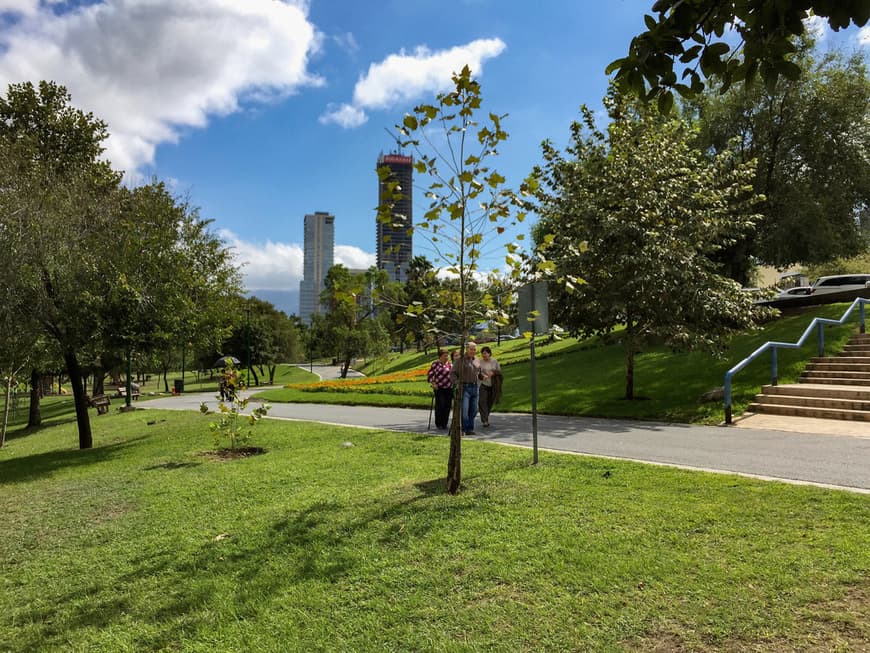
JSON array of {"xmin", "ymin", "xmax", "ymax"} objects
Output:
[
  {"xmin": 689, "ymin": 45, "xmax": 870, "ymax": 275},
  {"xmin": 610, "ymin": 0, "xmax": 869, "ymax": 110},
  {"xmin": 534, "ymin": 92, "xmax": 767, "ymax": 399},
  {"xmin": 380, "ymin": 65, "xmax": 537, "ymax": 494},
  {"xmin": 0, "ymin": 82, "xmax": 239, "ymax": 447},
  {"xmin": 484, "ymin": 272, "xmax": 519, "ymax": 343},
  {"xmin": 0, "ymin": 81, "xmax": 122, "ymax": 449},
  {"xmin": 319, "ymin": 265, "xmax": 390, "ymax": 378},
  {"xmin": 221, "ymin": 296, "xmax": 300, "ymax": 385}
]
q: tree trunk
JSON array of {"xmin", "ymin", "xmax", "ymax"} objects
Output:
[
  {"xmin": 93, "ymin": 368, "xmax": 105, "ymax": 396},
  {"xmin": 341, "ymin": 355, "xmax": 351, "ymax": 379},
  {"xmin": 625, "ymin": 346, "xmax": 634, "ymax": 400},
  {"xmin": 249, "ymin": 366, "xmax": 260, "ymax": 386},
  {"xmin": 446, "ymin": 384, "xmax": 462, "ymax": 494},
  {"xmin": 268, "ymin": 365, "xmax": 276, "ymax": 385},
  {"xmin": 162, "ymin": 365, "xmax": 169, "ymax": 393},
  {"xmin": 64, "ymin": 350, "xmax": 93, "ymax": 449},
  {"xmin": 1, "ymin": 375, "xmax": 12, "ymax": 447},
  {"xmin": 28, "ymin": 368, "xmax": 41, "ymax": 428}
]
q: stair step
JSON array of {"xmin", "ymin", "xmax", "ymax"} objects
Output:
[
  {"xmin": 746, "ymin": 403, "xmax": 870, "ymax": 421},
  {"xmin": 811, "ymin": 356, "xmax": 870, "ymax": 363},
  {"xmin": 739, "ymin": 331, "xmax": 870, "ymax": 422},
  {"xmin": 762, "ymin": 384, "xmax": 870, "ymax": 400},
  {"xmin": 806, "ymin": 361, "xmax": 870, "ymax": 369},
  {"xmin": 800, "ymin": 377, "xmax": 870, "ymax": 386},
  {"xmin": 800, "ymin": 370, "xmax": 870, "ymax": 380},
  {"xmin": 753, "ymin": 394, "xmax": 870, "ymax": 411}
]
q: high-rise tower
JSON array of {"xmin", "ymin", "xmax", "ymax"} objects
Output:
[
  {"xmin": 376, "ymin": 153, "xmax": 413, "ymax": 283},
  {"xmin": 299, "ymin": 211, "xmax": 334, "ymax": 324}
]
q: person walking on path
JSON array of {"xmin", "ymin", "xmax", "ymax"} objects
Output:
[
  {"xmin": 427, "ymin": 348, "xmax": 453, "ymax": 430},
  {"xmin": 451, "ymin": 341, "xmax": 482, "ymax": 435},
  {"xmin": 477, "ymin": 346, "xmax": 502, "ymax": 428}
]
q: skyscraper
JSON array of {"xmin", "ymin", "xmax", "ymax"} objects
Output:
[
  {"xmin": 299, "ymin": 211, "xmax": 334, "ymax": 324},
  {"xmin": 376, "ymin": 153, "xmax": 413, "ymax": 283}
]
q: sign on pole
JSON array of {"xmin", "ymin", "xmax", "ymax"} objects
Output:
[{"xmin": 517, "ymin": 281, "xmax": 549, "ymax": 335}]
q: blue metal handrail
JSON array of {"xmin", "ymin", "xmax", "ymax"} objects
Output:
[{"xmin": 724, "ymin": 298, "xmax": 869, "ymax": 424}]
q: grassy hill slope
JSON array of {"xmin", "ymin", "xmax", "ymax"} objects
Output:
[{"xmin": 260, "ymin": 303, "xmax": 861, "ymax": 424}]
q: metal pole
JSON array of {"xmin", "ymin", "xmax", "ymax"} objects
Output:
[
  {"xmin": 428, "ymin": 391, "xmax": 435, "ymax": 430},
  {"xmin": 125, "ymin": 349, "xmax": 132, "ymax": 409},
  {"xmin": 531, "ymin": 333, "xmax": 538, "ymax": 464},
  {"xmin": 246, "ymin": 306, "xmax": 253, "ymax": 387},
  {"xmin": 771, "ymin": 346, "xmax": 778, "ymax": 386},
  {"xmin": 817, "ymin": 322, "xmax": 824, "ymax": 358}
]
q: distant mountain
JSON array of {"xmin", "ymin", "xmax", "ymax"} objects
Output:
[{"xmin": 247, "ymin": 289, "xmax": 299, "ymax": 316}]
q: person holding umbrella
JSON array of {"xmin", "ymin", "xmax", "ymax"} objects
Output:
[{"xmin": 426, "ymin": 348, "xmax": 453, "ymax": 430}]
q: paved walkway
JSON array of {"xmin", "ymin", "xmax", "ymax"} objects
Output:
[{"xmin": 143, "ymin": 390, "xmax": 870, "ymax": 494}]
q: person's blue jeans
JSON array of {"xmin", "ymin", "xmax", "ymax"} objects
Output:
[{"xmin": 461, "ymin": 383, "xmax": 479, "ymax": 433}]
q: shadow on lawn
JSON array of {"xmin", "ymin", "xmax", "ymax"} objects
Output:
[
  {"xmin": 5, "ymin": 480, "xmax": 483, "ymax": 651},
  {"xmin": 0, "ymin": 437, "xmax": 147, "ymax": 485}
]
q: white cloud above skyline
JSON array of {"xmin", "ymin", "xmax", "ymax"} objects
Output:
[
  {"xmin": 220, "ymin": 229, "xmax": 375, "ymax": 292},
  {"xmin": 0, "ymin": 0, "xmax": 324, "ymax": 174},
  {"xmin": 319, "ymin": 37, "xmax": 506, "ymax": 128},
  {"xmin": 860, "ymin": 26, "xmax": 870, "ymax": 45}
]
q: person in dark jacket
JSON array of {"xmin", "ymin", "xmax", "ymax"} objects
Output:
[{"xmin": 477, "ymin": 346, "xmax": 502, "ymax": 427}]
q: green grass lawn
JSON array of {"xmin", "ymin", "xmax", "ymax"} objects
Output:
[
  {"xmin": 260, "ymin": 304, "xmax": 860, "ymax": 424},
  {"xmin": 1, "ymin": 411, "xmax": 868, "ymax": 651}
]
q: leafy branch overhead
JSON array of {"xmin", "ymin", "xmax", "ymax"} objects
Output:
[{"xmin": 609, "ymin": 0, "xmax": 869, "ymax": 110}]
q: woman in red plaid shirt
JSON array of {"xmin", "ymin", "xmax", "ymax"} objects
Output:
[{"xmin": 426, "ymin": 348, "xmax": 453, "ymax": 429}]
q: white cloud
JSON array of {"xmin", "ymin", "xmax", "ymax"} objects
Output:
[
  {"xmin": 803, "ymin": 15, "xmax": 828, "ymax": 41},
  {"xmin": 220, "ymin": 229, "xmax": 304, "ymax": 291},
  {"xmin": 332, "ymin": 31, "xmax": 358, "ymax": 54},
  {"xmin": 335, "ymin": 245, "xmax": 375, "ymax": 270},
  {"xmin": 320, "ymin": 37, "xmax": 506, "ymax": 128},
  {"xmin": 0, "ymin": 0, "xmax": 55, "ymax": 15},
  {"xmin": 319, "ymin": 102, "xmax": 367, "ymax": 128},
  {"xmin": 859, "ymin": 26, "xmax": 870, "ymax": 46},
  {"xmin": 0, "ymin": 0, "xmax": 323, "ymax": 174},
  {"xmin": 220, "ymin": 230, "xmax": 375, "ymax": 290}
]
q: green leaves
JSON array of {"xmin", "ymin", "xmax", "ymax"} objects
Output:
[
  {"xmin": 532, "ymin": 90, "xmax": 766, "ymax": 397},
  {"xmin": 609, "ymin": 1, "xmax": 870, "ymax": 109}
]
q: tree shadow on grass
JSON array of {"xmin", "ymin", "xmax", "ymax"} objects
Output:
[
  {"xmin": 0, "ymin": 436, "xmax": 148, "ymax": 485},
  {"xmin": 4, "ymin": 479, "xmax": 483, "ymax": 651}
]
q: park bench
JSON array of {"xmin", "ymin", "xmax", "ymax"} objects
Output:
[
  {"xmin": 88, "ymin": 394, "xmax": 111, "ymax": 415},
  {"xmin": 116, "ymin": 386, "xmax": 140, "ymax": 401}
]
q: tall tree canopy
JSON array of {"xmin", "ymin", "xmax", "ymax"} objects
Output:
[
  {"xmin": 0, "ymin": 81, "xmax": 239, "ymax": 448},
  {"xmin": 689, "ymin": 45, "xmax": 870, "ymax": 274},
  {"xmin": 609, "ymin": 0, "xmax": 869, "ymax": 109},
  {"xmin": 534, "ymin": 93, "xmax": 766, "ymax": 399},
  {"xmin": 317, "ymin": 265, "xmax": 390, "ymax": 378},
  {"xmin": 0, "ymin": 81, "xmax": 121, "ymax": 448}
]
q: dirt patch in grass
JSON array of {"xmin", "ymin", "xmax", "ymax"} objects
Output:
[
  {"xmin": 199, "ymin": 447, "xmax": 266, "ymax": 461},
  {"xmin": 624, "ymin": 582, "xmax": 870, "ymax": 652}
]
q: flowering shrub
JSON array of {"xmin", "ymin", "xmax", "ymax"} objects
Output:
[{"xmin": 284, "ymin": 367, "xmax": 431, "ymax": 396}]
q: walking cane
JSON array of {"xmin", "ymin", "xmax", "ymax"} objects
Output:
[{"xmin": 428, "ymin": 390, "xmax": 435, "ymax": 430}]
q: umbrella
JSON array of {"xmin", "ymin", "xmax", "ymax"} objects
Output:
[{"xmin": 214, "ymin": 355, "xmax": 241, "ymax": 368}]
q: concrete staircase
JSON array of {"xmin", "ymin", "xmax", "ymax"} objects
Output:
[{"xmin": 746, "ymin": 333, "xmax": 870, "ymax": 422}]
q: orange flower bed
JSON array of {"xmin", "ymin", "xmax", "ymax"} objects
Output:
[{"xmin": 285, "ymin": 366, "xmax": 428, "ymax": 391}]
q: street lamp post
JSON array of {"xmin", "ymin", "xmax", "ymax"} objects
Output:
[{"xmin": 246, "ymin": 306, "xmax": 253, "ymax": 387}]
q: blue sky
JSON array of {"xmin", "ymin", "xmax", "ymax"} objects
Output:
[{"xmin": 1, "ymin": 0, "xmax": 868, "ymax": 313}]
